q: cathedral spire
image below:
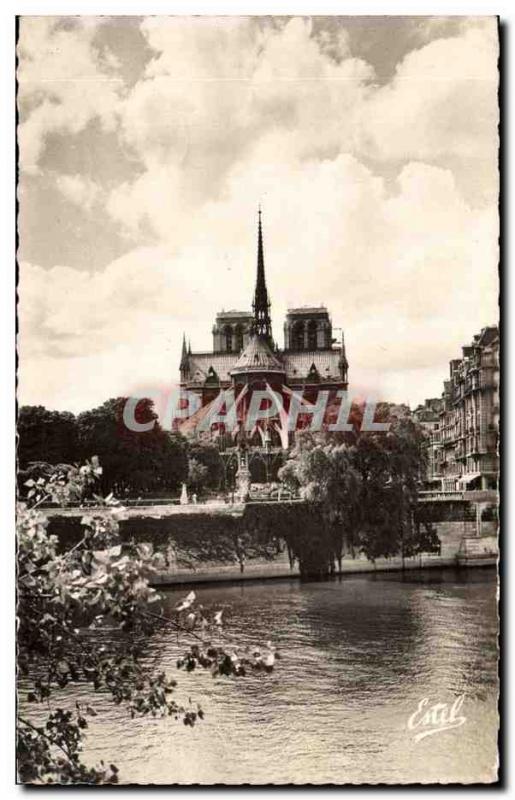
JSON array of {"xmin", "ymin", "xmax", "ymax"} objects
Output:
[
  {"xmin": 180, "ymin": 333, "xmax": 189, "ymax": 370},
  {"xmin": 252, "ymin": 207, "xmax": 272, "ymax": 342},
  {"xmin": 339, "ymin": 331, "xmax": 349, "ymax": 382}
]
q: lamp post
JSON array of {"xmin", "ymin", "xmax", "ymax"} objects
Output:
[
  {"xmin": 235, "ymin": 428, "xmax": 250, "ymax": 503},
  {"xmin": 219, "ymin": 448, "xmax": 237, "ymax": 503},
  {"xmin": 264, "ymin": 428, "xmax": 272, "ymax": 485}
]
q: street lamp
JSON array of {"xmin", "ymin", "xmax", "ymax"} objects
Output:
[{"xmin": 264, "ymin": 428, "xmax": 272, "ymax": 486}]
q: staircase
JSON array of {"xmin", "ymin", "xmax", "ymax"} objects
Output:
[{"xmin": 457, "ymin": 535, "xmax": 498, "ymax": 566}]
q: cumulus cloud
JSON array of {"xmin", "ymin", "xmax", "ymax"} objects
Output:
[
  {"xmin": 17, "ymin": 17, "xmax": 124, "ymax": 173},
  {"xmin": 357, "ymin": 20, "xmax": 499, "ymax": 205},
  {"xmin": 115, "ymin": 17, "xmax": 374, "ymax": 211},
  {"xmin": 16, "ymin": 16, "xmax": 499, "ymax": 412},
  {"xmin": 112, "ymin": 14, "xmax": 497, "ymax": 228},
  {"xmin": 55, "ymin": 174, "xmax": 101, "ymax": 210},
  {"xmin": 17, "ymin": 249, "xmax": 201, "ymax": 411},
  {"xmin": 18, "ymin": 155, "xmax": 498, "ymax": 410}
]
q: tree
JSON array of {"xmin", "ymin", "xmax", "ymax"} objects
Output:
[
  {"xmin": 368, "ymin": 417, "xmax": 439, "ymax": 567},
  {"xmin": 17, "ymin": 461, "xmax": 277, "ymax": 784},
  {"xmin": 279, "ymin": 435, "xmax": 362, "ymax": 577},
  {"xmin": 17, "ymin": 406, "xmax": 78, "ymax": 470},
  {"xmin": 187, "ymin": 442, "xmax": 223, "ymax": 490},
  {"xmin": 171, "ymin": 519, "xmax": 281, "ymax": 575},
  {"xmin": 187, "ymin": 457, "xmax": 209, "ymax": 495},
  {"xmin": 77, "ymin": 398, "xmax": 188, "ymax": 497},
  {"xmin": 278, "ymin": 419, "xmax": 439, "ymax": 577},
  {"xmin": 18, "ymin": 399, "xmax": 191, "ymax": 499}
]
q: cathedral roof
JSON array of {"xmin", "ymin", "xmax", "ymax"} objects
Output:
[
  {"xmin": 231, "ymin": 335, "xmax": 285, "ymax": 376},
  {"xmin": 282, "ymin": 350, "xmax": 342, "ymax": 383},
  {"xmin": 182, "ymin": 347, "xmax": 344, "ymax": 385},
  {"xmin": 186, "ymin": 352, "xmax": 236, "ymax": 383}
]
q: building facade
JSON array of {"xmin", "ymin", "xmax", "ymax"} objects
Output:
[
  {"xmin": 412, "ymin": 397, "xmax": 444, "ymax": 487},
  {"xmin": 178, "ymin": 211, "xmax": 348, "ymax": 441},
  {"xmin": 414, "ymin": 326, "xmax": 499, "ymax": 492}
]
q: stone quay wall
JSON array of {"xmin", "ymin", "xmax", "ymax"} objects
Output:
[{"xmin": 44, "ymin": 495, "xmax": 498, "ymax": 585}]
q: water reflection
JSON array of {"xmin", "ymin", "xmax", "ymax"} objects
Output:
[{"xmin": 50, "ymin": 569, "xmax": 499, "ymax": 784}]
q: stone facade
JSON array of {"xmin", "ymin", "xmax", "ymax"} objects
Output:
[
  {"xmin": 414, "ymin": 326, "xmax": 499, "ymax": 492},
  {"xmin": 412, "ymin": 397, "xmax": 444, "ymax": 487}
]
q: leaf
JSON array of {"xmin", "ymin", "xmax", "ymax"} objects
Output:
[{"xmin": 175, "ymin": 590, "xmax": 195, "ymax": 612}]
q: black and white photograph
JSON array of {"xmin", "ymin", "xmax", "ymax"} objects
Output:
[{"xmin": 15, "ymin": 13, "xmax": 500, "ymax": 785}]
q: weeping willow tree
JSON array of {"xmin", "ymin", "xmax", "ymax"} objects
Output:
[{"xmin": 277, "ymin": 419, "xmax": 439, "ymax": 577}]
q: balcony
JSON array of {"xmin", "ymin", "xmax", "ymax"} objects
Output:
[
  {"xmin": 463, "ymin": 378, "xmax": 479, "ymax": 396},
  {"xmin": 419, "ymin": 490, "xmax": 465, "ymax": 501},
  {"xmin": 480, "ymin": 372, "xmax": 496, "ymax": 390},
  {"xmin": 455, "ymin": 444, "xmax": 466, "ymax": 460},
  {"xmin": 463, "ymin": 432, "xmax": 496, "ymax": 455}
]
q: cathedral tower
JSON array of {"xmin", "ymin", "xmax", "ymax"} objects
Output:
[{"xmin": 178, "ymin": 210, "xmax": 348, "ymax": 411}]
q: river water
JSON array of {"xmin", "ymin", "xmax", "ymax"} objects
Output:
[{"xmin": 54, "ymin": 568, "xmax": 498, "ymax": 784}]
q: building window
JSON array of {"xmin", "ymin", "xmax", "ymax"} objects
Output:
[
  {"xmin": 234, "ymin": 324, "xmax": 244, "ymax": 352},
  {"xmin": 292, "ymin": 321, "xmax": 304, "ymax": 351},
  {"xmin": 223, "ymin": 325, "xmax": 233, "ymax": 352},
  {"xmin": 307, "ymin": 320, "xmax": 317, "ymax": 350}
]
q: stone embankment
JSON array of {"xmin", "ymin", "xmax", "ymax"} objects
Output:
[{"xmin": 43, "ymin": 493, "xmax": 498, "ymax": 585}]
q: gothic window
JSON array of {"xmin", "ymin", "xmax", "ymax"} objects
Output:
[
  {"xmin": 292, "ymin": 321, "xmax": 304, "ymax": 351},
  {"xmin": 234, "ymin": 324, "xmax": 244, "ymax": 352},
  {"xmin": 223, "ymin": 325, "xmax": 233, "ymax": 352},
  {"xmin": 307, "ymin": 320, "xmax": 318, "ymax": 350}
]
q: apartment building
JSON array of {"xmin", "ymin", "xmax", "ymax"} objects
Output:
[{"xmin": 415, "ymin": 326, "xmax": 499, "ymax": 492}]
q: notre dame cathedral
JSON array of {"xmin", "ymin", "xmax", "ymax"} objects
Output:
[{"xmin": 178, "ymin": 211, "xmax": 349, "ymax": 431}]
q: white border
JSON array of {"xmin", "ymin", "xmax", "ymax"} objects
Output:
[{"xmin": 1, "ymin": 2, "xmax": 510, "ymax": 797}]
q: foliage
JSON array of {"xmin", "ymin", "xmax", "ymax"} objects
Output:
[
  {"xmin": 17, "ymin": 400, "xmax": 189, "ymax": 499},
  {"xmin": 17, "ymin": 407, "xmax": 78, "ymax": 488},
  {"xmin": 187, "ymin": 457, "xmax": 209, "ymax": 495},
  {"xmin": 187, "ymin": 442, "xmax": 223, "ymax": 490},
  {"xmin": 172, "ymin": 520, "xmax": 282, "ymax": 574},
  {"xmin": 77, "ymin": 398, "xmax": 188, "ymax": 496},
  {"xmin": 278, "ymin": 419, "xmax": 440, "ymax": 575},
  {"xmin": 17, "ymin": 460, "xmax": 276, "ymax": 784}
]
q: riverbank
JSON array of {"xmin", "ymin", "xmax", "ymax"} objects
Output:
[
  {"xmin": 151, "ymin": 544, "xmax": 497, "ymax": 586},
  {"xmin": 44, "ymin": 498, "xmax": 498, "ymax": 586}
]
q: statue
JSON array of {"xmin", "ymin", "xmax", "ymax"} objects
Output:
[
  {"xmin": 180, "ymin": 483, "xmax": 189, "ymax": 505},
  {"xmin": 235, "ymin": 429, "xmax": 250, "ymax": 503}
]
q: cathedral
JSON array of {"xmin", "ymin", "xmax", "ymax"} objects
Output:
[{"xmin": 178, "ymin": 211, "xmax": 348, "ymax": 440}]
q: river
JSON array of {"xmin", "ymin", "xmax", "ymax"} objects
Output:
[{"xmin": 47, "ymin": 567, "xmax": 499, "ymax": 784}]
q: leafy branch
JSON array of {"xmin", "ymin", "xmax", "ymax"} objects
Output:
[{"xmin": 17, "ymin": 460, "xmax": 276, "ymax": 784}]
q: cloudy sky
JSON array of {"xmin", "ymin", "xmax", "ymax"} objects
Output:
[{"xmin": 17, "ymin": 15, "xmax": 499, "ymax": 413}]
